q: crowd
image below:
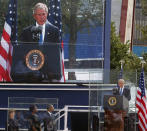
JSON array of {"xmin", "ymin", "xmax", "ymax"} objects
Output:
[{"xmin": 6, "ymin": 104, "xmax": 57, "ymax": 131}]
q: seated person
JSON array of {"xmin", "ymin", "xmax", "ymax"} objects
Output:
[{"xmin": 113, "ymin": 79, "xmax": 131, "ymax": 101}]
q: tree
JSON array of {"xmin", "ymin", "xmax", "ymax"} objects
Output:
[
  {"xmin": 110, "ymin": 22, "xmax": 131, "ymax": 83},
  {"xmin": 139, "ymin": 25, "xmax": 147, "ymax": 41},
  {"xmin": 0, "ymin": 0, "xmax": 104, "ymax": 81},
  {"xmin": 141, "ymin": 0, "xmax": 147, "ymax": 15},
  {"xmin": 136, "ymin": 0, "xmax": 147, "ymax": 42},
  {"xmin": 142, "ymin": 53, "xmax": 147, "ymax": 71},
  {"xmin": 110, "ymin": 22, "xmax": 130, "ymax": 69},
  {"xmin": 61, "ymin": 0, "xmax": 104, "ymax": 80},
  {"xmin": 0, "ymin": 0, "xmax": 9, "ymax": 37},
  {"xmin": 110, "ymin": 22, "xmax": 147, "ymax": 86},
  {"xmin": 17, "ymin": 0, "xmax": 47, "ymax": 39},
  {"xmin": 0, "ymin": 0, "xmax": 47, "ymax": 38}
]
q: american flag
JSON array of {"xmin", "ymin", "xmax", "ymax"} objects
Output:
[
  {"xmin": 118, "ymin": 68, "xmax": 123, "ymax": 79},
  {"xmin": 48, "ymin": 0, "xmax": 65, "ymax": 82},
  {"xmin": 0, "ymin": 0, "xmax": 17, "ymax": 82},
  {"xmin": 136, "ymin": 68, "xmax": 147, "ymax": 131}
]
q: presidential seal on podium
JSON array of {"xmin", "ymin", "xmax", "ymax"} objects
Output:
[
  {"xmin": 25, "ymin": 49, "xmax": 45, "ymax": 71},
  {"xmin": 108, "ymin": 96, "xmax": 117, "ymax": 106}
]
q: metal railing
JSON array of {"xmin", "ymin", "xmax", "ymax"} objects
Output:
[{"xmin": 0, "ymin": 104, "xmax": 138, "ymax": 131}]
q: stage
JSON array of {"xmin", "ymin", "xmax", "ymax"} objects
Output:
[{"xmin": 0, "ymin": 83, "xmax": 116, "ymax": 130}]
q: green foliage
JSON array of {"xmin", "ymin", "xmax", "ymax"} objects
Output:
[
  {"xmin": 0, "ymin": 0, "xmax": 9, "ymax": 37},
  {"xmin": 0, "ymin": 0, "xmax": 47, "ymax": 39},
  {"xmin": 17, "ymin": 0, "xmax": 47, "ymax": 40},
  {"xmin": 0, "ymin": 0, "xmax": 105, "ymax": 80},
  {"xmin": 110, "ymin": 22, "xmax": 130, "ymax": 69},
  {"xmin": 110, "ymin": 22, "xmax": 143, "ymax": 71},
  {"xmin": 61, "ymin": 0, "xmax": 104, "ymax": 34},
  {"xmin": 0, "ymin": 0, "xmax": 104, "ymax": 40},
  {"xmin": 142, "ymin": 53, "xmax": 147, "ymax": 71},
  {"xmin": 137, "ymin": 0, "xmax": 147, "ymax": 41},
  {"xmin": 139, "ymin": 25, "xmax": 147, "ymax": 41},
  {"xmin": 110, "ymin": 22, "xmax": 147, "ymax": 86},
  {"xmin": 143, "ymin": 52, "xmax": 147, "ymax": 61},
  {"xmin": 61, "ymin": 0, "xmax": 104, "ymax": 79},
  {"xmin": 141, "ymin": 0, "xmax": 147, "ymax": 15},
  {"xmin": 124, "ymin": 53, "xmax": 141, "ymax": 71}
]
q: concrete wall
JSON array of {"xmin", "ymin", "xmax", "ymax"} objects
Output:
[
  {"xmin": 111, "ymin": 0, "xmax": 122, "ymax": 34},
  {"xmin": 111, "ymin": 0, "xmax": 135, "ymax": 44},
  {"xmin": 125, "ymin": 0, "xmax": 134, "ymax": 43}
]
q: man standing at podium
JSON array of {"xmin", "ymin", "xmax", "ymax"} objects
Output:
[
  {"xmin": 21, "ymin": 2, "xmax": 60, "ymax": 44},
  {"xmin": 17, "ymin": 2, "xmax": 62, "ymax": 82},
  {"xmin": 104, "ymin": 79, "xmax": 131, "ymax": 131},
  {"xmin": 113, "ymin": 79, "xmax": 131, "ymax": 101}
]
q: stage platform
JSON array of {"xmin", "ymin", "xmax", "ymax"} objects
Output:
[
  {"xmin": 0, "ymin": 83, "xmax": 116, "ymax": 130},
  {"xmin": 0, "ymin": 83, "xmax": 138, "ymax": 131}
]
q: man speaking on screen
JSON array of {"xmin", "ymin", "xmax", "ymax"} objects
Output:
[
  {"xmin": 13, "ymin": 2, "xmax": 62, "ymax": 82},
  {"xmin": 21, "ymin": 3, "xmax": 60, "ymax": 44}
]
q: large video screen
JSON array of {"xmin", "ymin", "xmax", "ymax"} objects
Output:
[{"xmin": 0, "ymin": 0, "xmax": 105, "ymax": 83}]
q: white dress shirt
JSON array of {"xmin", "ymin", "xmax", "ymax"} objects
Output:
[
  {"xmin": 48, "ymin": 111, "xmax": 52, "ymax": 116},
  {"xmin": 120, "ymin": 86, "xmax": 124, "ymax": 95},
  {"xmin": 36, "ymin": 23, "xmax": 45, "ymax": 42}
]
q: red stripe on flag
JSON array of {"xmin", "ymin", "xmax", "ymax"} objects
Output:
[
  {"xmin": 0, "ymin": 0, "xmax": 17, "ymax": 82},
  {"xmin": 8, "ymin": 45, "xmax": 13, "ymax": 65},
  {"xmin": 136, "ymin": 89, "xmax": 147, "ymax": 130},
  {"xmin": 0, "ymin": 29, "xmax": 12, "ymax": 82},
  {"xmin": 6, "ymin": 69, "xmax": 12, "ymax": 82},
  {"xmin": 0, "ymin": 46, "xmax": 8, "ymax": 60},
  {"xmin": 2, "ymin": 29, "xmax": 11, "ymax": 43},
  {"xmin": 0, "ymin": 75, "xmax": 3, "ymax": 81},
  {"xmin": 138, "ymin": 114, "xmax": 147, "ymax": 131},
  {"xmin": 0, "ymin": 65, "xmax": 7, "ymax": 82},
  {"xmin": 136, "ymin": 98, "xmax": 147, "ymax": 121},
  {"xmin": 0, "ymin": 62, "xmax": 12, "ymax": 82}
]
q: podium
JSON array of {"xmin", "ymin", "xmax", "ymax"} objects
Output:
[
  {"xmin": 103, "ymin": 95, "xmax": 129, "ymax": 131},
  {"xmin": 11, "ymin": 44, "xmax": 62, "ymax": 82}
]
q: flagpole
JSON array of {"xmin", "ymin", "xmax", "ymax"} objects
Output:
[
  {"xmin": 118, "ymin": 59, "xmax": 124, "ymax": 79},
  {"xmin": 136, "ymin": 60, "xmax": 146, "ymax": 131},
  {"xmin": 136, "ymin": 60, "xmax": 147, "ymax": 131},
  {"xmin": 141, "ymin": 60, "xmax": 146, "ymax": 69},
  {"xmin": 119, "ymin": 59, "xmax": 125, "ymax": 70}
]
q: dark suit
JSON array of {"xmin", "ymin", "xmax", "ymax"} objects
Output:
[
  {"xmin": 20, "ymin": 21, "xmax": 60, "ymax": 44},
  {"xmin": 113, "ymin": 86, "xmax": 131, "ymax": 101},
  {"xmin": 6, "ymin": 118, "xmax": 19, "ymax": 131},
  {"xmin": 17, "ymin": 21, "xmax": 61, "ymax": 82},
  {"xmin": 43, "ymin": 112, "xmax": 57, "ymax": 131},
  {"xmin": 28, "ymin": 113, "xmax": 41, "ymax": 131}
]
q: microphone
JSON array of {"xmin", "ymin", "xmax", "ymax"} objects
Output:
[
  {"xmin": 31, "ymin": 26, "xmax": 43, "ymax": 41},
  {"xmin": 31, "ymin": 26, "xmax": 37, "ymax": 33},
  {"xmin": 112, "ymin": 87, "xmax": 118, "ymax": 95},
  {"xmin": 38, "ymin": 26, "xmax": 43, "ymax": 33},
  {"xmin": 31, "ymin": 26, "xmax": 42, "ymax": 33}
]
